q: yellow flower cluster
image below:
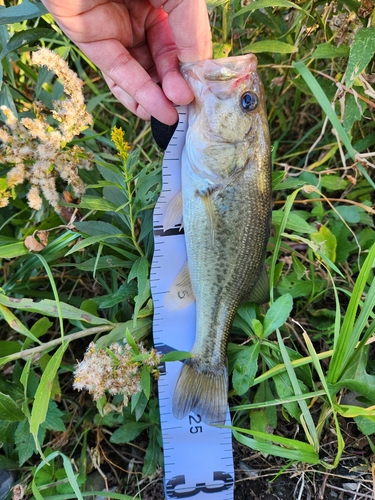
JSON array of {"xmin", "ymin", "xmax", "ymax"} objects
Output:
[
  {"xmin": 73, "ymin": 341, "xmax": 161, "ymax": 407},
  {"xmin": 0, "ymin": 48, "xmax": 93, "ymax": 211}
]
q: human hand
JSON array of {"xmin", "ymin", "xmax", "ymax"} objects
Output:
[{"xmin": 40, "ymin": 0, "xmax": 212, "ymax": 125}]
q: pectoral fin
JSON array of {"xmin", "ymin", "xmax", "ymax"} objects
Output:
[
  {"xmin": 200, "ymin": 192, "xmax": 215, "ymax": 246},
  {"xmin": 163, "ymin": 192, "xmax": 183, "ymax": 232},
  {"xmin": 247, "ymin": 264, "xmax": 270, "ymax": 305},
  {"xmin": 164, "ymin": 261, "xmax": 195, "ymax": 310}
]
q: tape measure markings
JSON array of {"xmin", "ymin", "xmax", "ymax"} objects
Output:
[{"xmin": 151, "ymin": 105, "xmax": 234, "ymax": 499}]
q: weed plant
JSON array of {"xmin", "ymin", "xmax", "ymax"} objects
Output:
[{"xmin": 0, "ymin": 0, "xmax": 374, "ymax": 498}]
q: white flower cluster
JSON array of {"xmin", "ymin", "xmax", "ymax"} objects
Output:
[
  {"xmin": 73, "ymin": 342, "xmax": 161, "ymax": 406},
  {"xmin": 0, "ymin": 48, "xmax": 93, "ymax": 211}
]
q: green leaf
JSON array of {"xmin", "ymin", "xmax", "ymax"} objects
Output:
[
  {"xmin": 110, "ymin": 421, "xmax": 150, "ymax": 444},
  {"xmin": 65, "ymin": 233, "xmax": 127, "ymax": 255},
  {"xmin": 125, "ymin": 328, "xmax": 139, "ymax": 354},
  {"xmin": 129, "ymin": 256, "xmax": 150, "ymax": 320},
  {"xmin": 343, "ymin": 92, "xmax": 366, "ymax": 133},
  {"xmin": 77, "ymin": 195, "xmax": 118, "ymax": 211},
  {"xmin": 0, "ymin": 1, "xmax": 47, "ymax": 24},
  {"xmin": 0, "ymin": 295, "xmax": 113, "ymax": 325},
  {"xmin": 97, "ymin": 280, "xmax": 138, "ymax": 309},
  {"xmin": 30, "ymin": 343, "xmax": 69, "ymax": 452},
  {"xmin": 310, "ymin": 225, "xmax": 337, "ymax": 263},
  {"xmin": 355, "ymin": 416, "xmax": 375, "ymax": 436},
  {"xmin": 95, "ymin": 318, "xmax": 151, "ymax": 348},
  {"xmin": 0, "ymin": 28, "xmax": 53, "ymax": 60},
  {"xmin": 233, "ymin": 303, "xmax": 257, "ymax": 337},
  {"xmin": 272, "ymin": 210, "xmax": 315, "ymax": 234},
  {"xmin": 334, "ymin": 205, "xmax": 361, "ymax": 224},
  {"xmin": 243, "ymin": 40, "xmax": 297, "ymax": 54},
  {"xmin": 0, "ymin": 304, "xmax": 41, "ymax": 344},
  {"xmin": 141, "ymin": 366, "xmax": 151, "ymax": 399},
  {"xmin": 346, "ymin": 27, "xmax": 375, "ymax": 89},
  {"xmin": 0, "ymin": 241, "xmax": 28, "ymax": 259},
  {"xmin": 43, "ymin": 401, "xmax": 66, "ymax": 432},
  {"xmin": 0, "ymin": 392, "xmax": 24, "ymax": 421},
  {"xmin": 143, "ymin": 426, "xmax": 162, "ymax": 475},
  {"xmin": 232, "ymin": 343, "xmax": 260, "ymax": 395},
  {"xmin": 292, "ymin": 254, "xmax": 306, "ymax": 280},
  {"xmin": 232, "ymin": 428, "xmax": 319, "ymax": 464},
  {"xmin": 234, "ymin": 0, "xmax": 307, "ymax": 16},
  {"xmin": 250, "ymin": 381, "xmax": 277, "ymax": 436},
  {"xmin": 0, "ymin": 340, "xmax": 21, "ymax": 356},
  {"xmin": 15, "ymin": 419, "xmax": 37, "ymax": 465},
  {"xmin": 263, "ymin": 293, "xmax": 293, "ymax": 338},
  {"xmin": 311, "ymin": 43, "xmax": 349, "ymax": 59},
  {"xmin": 160, "ymin": 351, "xmax": 193, "ymax": 362}
]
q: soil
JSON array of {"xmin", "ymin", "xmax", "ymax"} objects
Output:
[{"xmin": 107, "ymin": 438, "xmax": 374, "ymax": 500}]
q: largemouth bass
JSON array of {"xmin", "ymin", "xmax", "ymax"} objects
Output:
[{"xmin": 168, "ymin": 54, "xmax": 272, "ymax": 425}]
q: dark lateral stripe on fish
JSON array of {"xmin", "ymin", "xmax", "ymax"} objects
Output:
[{"xmin": 154, "ymin": 225, "xmax": 185, "ymax": 237}]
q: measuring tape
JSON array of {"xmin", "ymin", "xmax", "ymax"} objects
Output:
[{"xmin": 150, "ymin": 106, "xmax": 235, "ymax": 499}]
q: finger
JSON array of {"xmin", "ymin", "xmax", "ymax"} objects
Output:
[
  {"xmin": 147, "ymin": 13, "xmax": 194, "ymax": 105},
  {"xmin": 102, "ymin": 74, "xmax": 151, "ymax": 121},
  {"xmin": 78, "ymin": 38, "xmax": 178, "ymax": 124},
  {"xmin": 151, "ymin": 0, "xmax": 212, "ymax": 62}
]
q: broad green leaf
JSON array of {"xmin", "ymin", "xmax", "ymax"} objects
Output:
[
  {"xmin": 234, "ymin": 0, "xmax": 306, "ymax": 17},
  {"xmin": 110, "ymin": 421, "xmax": 150, "ymax": 444},
  {"xmin": 75, "ymin": 195, "xmax": 118, "ymax": 211},
  {"xmin": 250, "ymin": 381, "xmax": 277, "ymax": 435},
  {"xmin": 0, "ymin": 295, "xmax": 113, "ymax": 325},
  {"xmin": 355, "ymin": 416, "xmax": 375, "ymax": 435},
  {"xmin": 30, "ymin": 343, "xmax": 69, "ymax": 451},
  {"xmin": 312, "ymin": 43, "xmax": 349, "ymax": 59},
  {"xmin": 243, "ymin": 40, "xmax": 297, "ymax": 54},
  {"xmin": 233, "ymin": 303, "xmax": 257, "ymax": 337},
  {"xmin": 310, "ymin": 226, "xmax": 337, "ymax": 263},
  {"xmin": 346, "ymin": 27, "xmax": 375, "ymax": 89},
  {"xmin": 0, "ymin": 28, "xmax": 53, "ymax": 60},
  {"xmin": 0, "ymin": 1, "xmax": 47, "ymax": 24},
  {"xmin": 0, "ymin": 241, "xmax": 28, "ymax": 259},
  {"xmin": 0, "ymin": 304, "xmax": 41, "ymax": 344},
  {"xmin": 97, "ymin": 280, "xmax": 138, "ymax": 309},
  {"xmin": 272, "ymin": 210, "xmax": 315, "ymax": 234},
  {"xmin": 263, "ymin": 293, "xmax": 293, "ymax": 337},
  {"xmin": 232, "ymin": 343, "xmax": 260, "ymax": 395},
  {"xmin": 292, "ymin": 254, "xmax": 306, "ymax": 280},
  {"xmin": 0, "ymin": 392, "xmax": 24, "ymax": 421},
  {"xmin": 160, "ymin": 351, "xmax": 193, "ymax": 362},
  {"xmin": 15, "ymin": 419, "xmax": 37, "ymax": 465},
  {"xmin": 334, "ymin": 205, "xmax": 361, "ymax": 224},
  {"xmin": 0, "ymin": 340, "xmax": 21, "ymax": 356},
  {"xmin": 95, "ymin": 319, "xmax": 151, "ymax": 349}
]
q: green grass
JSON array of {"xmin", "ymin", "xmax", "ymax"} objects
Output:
[{"xmin": 0, "ymin": 0, "xmax": 374, "ymax": 497}]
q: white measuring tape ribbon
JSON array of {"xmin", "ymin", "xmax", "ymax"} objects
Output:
[{"xmin": 151, "ymin": 106, "xmax": 234, "ymax": 499}]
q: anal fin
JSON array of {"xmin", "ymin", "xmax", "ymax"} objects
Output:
[{"xmin": 164, "ymin": 261, "xmax": 195, "ymax": 311}]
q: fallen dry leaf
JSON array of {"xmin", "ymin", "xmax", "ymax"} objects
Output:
[{"xmin": 24, "ymin": 234, "xmax": 45, "ymax": 252}]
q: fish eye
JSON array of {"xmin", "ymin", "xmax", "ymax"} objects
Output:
[{"xmin": 241, "ymin": 92, "xmax": 258, "ymax": 111}]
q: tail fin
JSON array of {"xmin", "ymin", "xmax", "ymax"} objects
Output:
[{"xmin": 172, "ymin": 359, "xmax": 228, "ymax": 425}]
